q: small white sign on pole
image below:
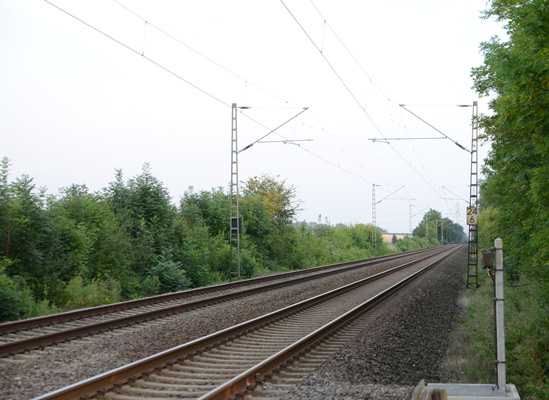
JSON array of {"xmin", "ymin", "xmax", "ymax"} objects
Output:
[{"xmin": 467, "ymin": 206, "xmax": 478, "ymax": 225}]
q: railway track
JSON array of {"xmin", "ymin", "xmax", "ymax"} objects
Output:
[
  {"xmin": 0, "ymin": 247, "xmax": 444, "ymax": 358},
  {"xmin": 34, "ymin": 245, "xmax": 462, "ymax": 400}
]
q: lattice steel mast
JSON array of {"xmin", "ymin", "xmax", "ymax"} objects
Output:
[
  {"xmin": 371, "ymin": 184, "xmax": 377, "ymax": 256},
  {"xmin": 229, "ymin": 103, "xmax": 241, "ymax": 282},
  {"xmin": 466, "ymin": 101, "xmax": 479, "ymax": 288}
]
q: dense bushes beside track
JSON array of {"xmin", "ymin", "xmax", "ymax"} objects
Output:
[{"xmin": 0, "ymin": 159, "xmax": 455, "ymax": 322}]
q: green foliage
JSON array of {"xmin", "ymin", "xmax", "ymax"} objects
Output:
[
  {"xmin": 412, "ymin": 208, "xmax": 465, "ymax": 244},
  {"xmin": 472, "ymin": 0, "xmax": 549, "ymax": 281},
  {"xmin": 61, "ymin": 275, "xmax": 121, "ymax": 310},
  {"xmin": 394, "ymin": 236, "xmax": 431, "ymax": 252},
  {"xmin": 241, "ymin": 174, "xmax": 300, "ymax": 226},
  {"xmin": 0, "ymin": 261, "xmax": 33, "ymax": 322},
  {"xmin": 467, "ymin": 2, "xmax": 549, "ymax": 397},
  {"xmin": 24, "ymin": 299, "xmax": 60, "ymax": 319},
  {"xmin": 150, "ymin": 256, "xmax": 191, "ymax": 293},
  {"xmin": 504, "ymin": 281, "xmax": 549, "ymax": 399},
  {"xmin": 456, "ymin": 273, "xmax": 549, "ymax": 399},
  {"xmin": 0, "ymin": 158, "xmax": 437, "ymax": 323},
  {"xmin": 181, "ymin": 187, "xmax": 229, "ymax": 237},
  {"xmin": 454, "ymin": 273, "xmax": 497, "ymax": 384},
  {"xmin": 477, "ymin": 206, "xmax": 501, "ymax": 252},
  {"xmin": 291, "ymin": 222, "xmax": 390, "ymax": 268},
  {"xmin": 105, "ymin": 164, "xmax": 176, "ymax": 277}
]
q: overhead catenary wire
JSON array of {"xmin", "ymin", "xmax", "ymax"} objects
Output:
[
  {"xmin": 399, "ymin": 104, "xmax": 470, "ymax": 152},
  {"xmin": 44, "ymin": 0, "xmax": 231, "ymax": 109},
  {"xmin": 46, "ymin": 0, "xmax": 462, "ymax": 229},
  {"xmin": 239, "ymin": 107, "xmax": 309, "ymax": 153},
  {"xmin": 279, "ymin": 0, "xmax": 385, "ymax": 139},
  {"xmin": 112, "ymin": 0, "xmax": 302, "ymax": 109},
  {"xmin": 112, "ymin": 0, "xmax": 392, "ymax": 191},
  {"xmin": 44, "ymin": 0, "xmax": 384, "ymax": 192},
  {"xmin": 287, "ymin": 1, "xmax": 475, "ymax": 222},
  {"xmin": 309, "ymin": 0, "xmax": 392, "ymax": 101},
  {"xmin": 376, "ymin": 185, "xmax": 405, "ymax": 204},
  {"xmin": 280, "ymin": 0, "xmax": 452, "ymax": 203},
  {"xmin": 308, "ymin": 110, "xmax": 381, "ymax": 184},
  {"xmin": 43, "ymin": 1, "xmax": 309, "ymax": 142}
]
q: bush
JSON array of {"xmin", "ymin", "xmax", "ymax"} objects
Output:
[
  {"xmin": 25, "ymin": 299, "xmax": 60, "ymax": 319},
  {"xmin": 139, "ymin": 275, "xmax": 160, "ymax": 297},
  {"xmin": 0, "ymin": 266, "xmax": 33, "ymax": 322},
  {"xmin": 62, "ymin": 275, "xmax": 121, "ymax": 310},
  {"xmin": 453, "ymin": 271, "xmax": 549, "ymax": 400},
  {"xmin": 150, "ymin": 258, "xmax": 191, "ymax": 293}
]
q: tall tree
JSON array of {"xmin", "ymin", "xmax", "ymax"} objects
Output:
[
  {"xmin": 241, "ymin": 174, "xmax": 300, "ymax": 227},
  {"xmin": 413, "ymin": 209, "xmax": 442, "ymax": 242},
  {"xmin": 104, "ymin": 164, "xmax": 176, "ymax": 276},
  {"xmin": 471, "ymin": 0, "xmax": 549, "ymax": 280}
]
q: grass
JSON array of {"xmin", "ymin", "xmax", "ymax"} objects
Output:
[{"xmin": 445, "ymin": 271, "xmax": 549, "ymax": 400}]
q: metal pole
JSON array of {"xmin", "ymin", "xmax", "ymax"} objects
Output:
[
  {"xmin": 441, "ymin": 222, "xmax": 444, "ymax": 243},
  {"xmin": 425, "ymin": 213, "xmax": 429, "ymax": 241},
  {"xmin": 494, "ymin": 238, "xmax": 506, "ymax": 392},
  {"xmin": 467, "ymin": 101, "xmax": 479, "ymax": 287},
  {"xmin": 409, "ymin": 203, "xmax": 412, "ymax": 234},
  {"xmin": 372, "ymin": 184, "xmax": 377, "ymax": 256},
  {"xmin": 229, "ymin": 103, "xmax": 241, "ymax": 281}
]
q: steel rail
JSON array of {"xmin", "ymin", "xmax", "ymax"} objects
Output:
[
  {"xmin": 201, "ymin": 245, "xmax": 462, "ymax": 399},
  {"xmin": 33, "ymin": 246, "xmax": 461, "ymax": 400},
  {"xmin": 0, "ymin": 247, "xmax": 437, "ymax": 336},
  {"xmin": 0, "ymin": 247, "xmax": 450, "ymax": 357}
]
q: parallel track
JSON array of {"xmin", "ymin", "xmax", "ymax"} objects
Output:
[
  {"xmin": 34, "ymin": 245, "xmax": 462, "ymax": 400},
  {"xmin": 0, "ymin": 247, "xmax": 444, "ymax": 358}
]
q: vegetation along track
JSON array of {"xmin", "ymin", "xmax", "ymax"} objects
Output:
[
  {"xmin": 34, "ymin": 245, "xmax": 461, "ymax": 400},
  {"xmin": 0, "ymin": 247, "xmax": 443, "ymax": 358}
]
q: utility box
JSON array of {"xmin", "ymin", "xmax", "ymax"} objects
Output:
[{"xmin": 482, "ymin": 250, "xmax": 493, "ymax": 269}]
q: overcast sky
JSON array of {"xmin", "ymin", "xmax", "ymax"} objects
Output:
[{"xmin": 1, "ymin": 0, "xmax": 503, "ymax": 233}]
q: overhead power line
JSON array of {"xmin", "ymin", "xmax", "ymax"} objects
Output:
[
  {"xmin": 44, "ymin": 0, "xmax": 381, "ymax": 190},
  {"xmin": 239, "ymin": 107, "xmax": 309, "ymax": 153},
  {"xmin": 112, "ymin": 0, "xmax": 301, "ymax": 108},
  {"xmin": 44, "ymin": 0, "xmax": 231, "ymax": 108},
  {"xmin": 279, "ymin": 0, "xmax": 385, "ymax": 139},
  {"xmin": 399, "ymin": 104, "xmax": 470, "ymax": 152},
  {"xmin": 280, "ymin": 0, "xmax": 450, "ymax": 201},
  {"xmin": 369, "ymin": 137, "xmax": 446, "ymax": 143}
]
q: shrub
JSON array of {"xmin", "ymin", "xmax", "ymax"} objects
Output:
[
  {"xmin": 62, "ymin": 275, "xmax": 121, "ymax": 310},
  {"xmin": 0, "ymin": 266, "xmax": 33, "ymax": 322},
  {"xmin": 150, "ymin": 258, "xmax": 191, "ymax": 293}
]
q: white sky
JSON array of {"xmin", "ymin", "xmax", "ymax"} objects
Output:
[{"xmin": 0, "ymin": 0, "xmax": 503, "ymax": 233}]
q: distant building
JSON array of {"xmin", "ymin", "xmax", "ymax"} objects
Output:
[{"xmin": 382, "ymin": 233, "xmax": 411, "ymax": 243}]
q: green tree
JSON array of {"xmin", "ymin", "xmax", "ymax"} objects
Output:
[
  {"xmin": 0, "ymin": 260, "xmax": 33, "ymax": 322},
  {"xmin": 240, "ymin": 175, "xmax": 301, "ymax": 269},
  {"xmin": 241, "ymin": 174, "xmax": 300, "ymax": 227},
  {"xmin": 56, "ymin": 185, "xmax": 134, "ymax": 293},
  {"xmin": 104, "ymin": 164, "xmax": 176, "ymax": 277},
  {"xmin": 181, "ymin": 187, "xmax": 229, "ymax": 237},
  {"xmin": 471, "ymin": 0, "xmax": 549, "ymax": 281},
  {"xmin": 413, "ymin": 209, "xmax": 442, "ymax": 243},
  {"xmin": 470, "ymin": 2, "xmax": 549, "ymax": 397},
  {"xmin": 1, "ymin": 174, "xmax": 49, "ymax": 289}
]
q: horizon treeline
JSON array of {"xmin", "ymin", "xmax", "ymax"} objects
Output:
[{"xmin": 0, "ymin": 158, "xmax": 459, "ymax": 322}]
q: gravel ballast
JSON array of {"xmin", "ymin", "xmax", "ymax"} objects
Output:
[
  {"xmin": 281, "ymin": 246, "xmax": 467, "ymax": 399},
  {"xmin": 0, "ymin": 247, "xmax": 467, "ymax": 399}
]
